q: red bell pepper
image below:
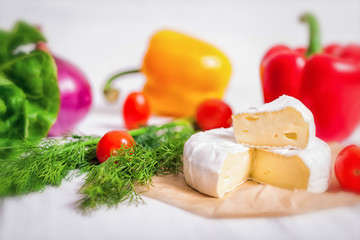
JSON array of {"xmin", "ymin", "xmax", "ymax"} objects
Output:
[{"xmin": 261, "ymin": 13, "xmax": 360, "ymax": 142}]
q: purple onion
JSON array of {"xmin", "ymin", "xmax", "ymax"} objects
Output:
[{"xmin": 48, "ymin": 56, "xmax": 92, "ymax": 136}]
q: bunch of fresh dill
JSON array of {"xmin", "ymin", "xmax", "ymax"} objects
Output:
[
  {"xmin": 0, "ymin": 135, "xmax": 100, "ymax": 197},
  {"xmin": 0, "ymin": 120, "xmax": 194, "ymax": 211}
]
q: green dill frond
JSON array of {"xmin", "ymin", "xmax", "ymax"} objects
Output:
[
  {"xmin": 0, "ymin": 119, "xmax": 195, "ymax": 212},
  {"xmin": 77, "ymin": 119, "xmax": 194, "ymax": 211},
  {"xmin": 0, "ymin": 135, "xmax": 100, "ymax": 197}
]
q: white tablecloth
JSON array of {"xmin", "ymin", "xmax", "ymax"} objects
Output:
[{"xmin": 1, "ymin": 1, "xmax": 360, "ymax": 239}]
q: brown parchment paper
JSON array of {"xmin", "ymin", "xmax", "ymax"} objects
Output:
[{"xmin": 141, "ymin": 143, "xmax": 360, "ymax": 218}]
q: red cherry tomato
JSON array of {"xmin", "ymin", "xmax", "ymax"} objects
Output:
[
  {"xmin": 123, "ymin": 92, "xmax": 150, "ymax": 129},
  {"xmin": 96, "ymin": 130, "xmax": 135, "ymax": 163},
  {"xmin": 335, "ymin": 145, "xmax": 360, "ymax": 193},
  {"xmin": 196, "ymin": 99, "xmax": 233, "ymax": 131}
]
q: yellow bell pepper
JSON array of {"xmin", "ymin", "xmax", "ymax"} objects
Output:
[{"xmin": 104, "ymin": 30, "xmax": 232, "ymax": 117}]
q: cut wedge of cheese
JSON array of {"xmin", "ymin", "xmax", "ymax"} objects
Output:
[
  {"xmin": 232, "ymin": 95, "xmax": 315, "ymax": 149},
  {"xmin": 250, "ymin": 137, "xmax": 331, "ymax": 193},
  {"xmin": 183, "ymin": 128, "xmax": 331, "ymax": 198},
  {"xmin": 183, "ymin": 128, "xmax": 252, "ymax": 198}
]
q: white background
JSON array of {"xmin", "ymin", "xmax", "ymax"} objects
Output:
[{"xmin": 1, "ymin": 0, "xmax": 360, "ymax": 239}]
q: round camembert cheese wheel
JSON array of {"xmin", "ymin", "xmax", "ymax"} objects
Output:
[{"xmin": 183, "ymin": 128, "xmax": 331, "ymax": 198}]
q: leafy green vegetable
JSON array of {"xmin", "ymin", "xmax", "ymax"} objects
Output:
[
  {"xmin": 0, "ymin": 74, "xmax": 28, "ymax": 145},
  {"xmin": 0, "ymin": 120, "xmax": 195, "ymax": 212},
  {"xmin": 0, "ymin": 135, "xmax": 99, "ymax": 196},
  {"xmin": 78, "ymin": 120, "xmax": 194, "ymax": 211},
  {"xmin": 0, "ymin": 21, "xmax": 59, "ymax": 156}
]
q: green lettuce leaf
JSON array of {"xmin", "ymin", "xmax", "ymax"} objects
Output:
[{"xmin": 0, "ymin": 21, "xmax": 59, "ymax": 156}]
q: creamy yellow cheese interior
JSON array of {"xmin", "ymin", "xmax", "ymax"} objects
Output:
[
  {"xmin": 233, "ymin": 107, "xmax": 309, "ymax": 149},
  {"xmin": 217, "ymin": 150, "xmax": 253, "ymax": 196},
  {"xmin": 250, "ymin": 149, "xmax": 310, "ymax": 190},
  {"xmin": 216, "ymin": 148, "xmax": 310, "ymax": 195}
]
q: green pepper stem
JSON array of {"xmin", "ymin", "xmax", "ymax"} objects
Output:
[
  {"xmin": 300, "ymin": 13, "xmax": 322, "ymax": 57},
  {"xmin": 103, "ymin": 69, "xmax": 141, "ymax": 102}
]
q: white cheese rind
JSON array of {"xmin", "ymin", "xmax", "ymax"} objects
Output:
[
  {"xmin": 233, "ymin": 95, "xmax": 316, "ymax": 149},
  {"xmin": 268, "ymin": 137, "xmax": 331, "ymax": 193},
  {"xmin": 183, "ymin": 128, "xmax": 250, "ymax": 197}
]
